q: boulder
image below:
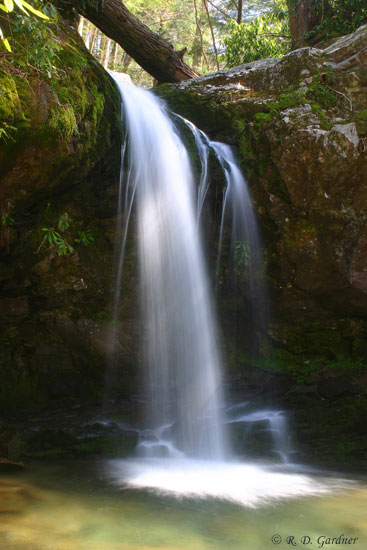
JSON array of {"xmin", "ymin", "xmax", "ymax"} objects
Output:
[
  {"xmin": 157, "ymin": 25, "xmax": 367, "ymax": 367},
  {"xmin": 318, "ymin": 375, "xmax": 362, "ymax": 400}
]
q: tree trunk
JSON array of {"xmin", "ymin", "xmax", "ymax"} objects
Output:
[
  {"xmin": 98, "ymin": 33, "xmax": 106, "ymax": 63},
  {"xmin": 122, "ymin": 52, "xmax": 132, "ymax": 72},
  {"xmin": 78, "ymin": 15, "xmax": 84, "ymax": 36},
  {"xmin": 56, "ymin": 0, "xmax": 198, "ymax": 83},
  {"xmin": 103, "ymin": 38, "xmax": 112, "ymax": 69},
  {"xmin": 202, "ymin": 0, "xmax": 219, "ymax": 71},
  {"xmin": 111, "ymin": 41, "xmax": 117, "ymax": 69},
  {"xmin": 286, "ymin": 0, "xmax": 321, "ymax": 49},
  {"xmin": 237, "ymin": 0, "xmax": 243, "ymax": 24},
  {"xmin": 192, "ymin": 0, "xmax": 203, "ymax": 69},
  {"xmin": 89, "ymin": 25, "xmax": 98, "ymax": 53}
]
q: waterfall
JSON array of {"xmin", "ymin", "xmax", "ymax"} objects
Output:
[
  {"xmin": 110, "ymin": 74, "xmax": 228, "ymax": 460},
  {"xmin": 106, "ymin": 75, "xmax": 337, "ymax": 508}
]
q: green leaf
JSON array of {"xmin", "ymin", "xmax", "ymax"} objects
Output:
[
  {"xmin": 4, "ymin": 0, "xmax": 14, "ymax": 12},
  {"xmin": 2, "ymin": 37, "xmax": 11, "ymax": 52},
  {"xmin": 21, "ymin": 0, "xmax": 49, "ymax": 19},
  {"xmin": 58, "ymin": 212, "xmax": 70, "ymax": 232},
  {"xmin": 14, "ymin": 0, "xmax": 28, "ymax": 14},
  {"xmin": 0, "ymin": 26, "xmax": 11, "ymax": 51}
]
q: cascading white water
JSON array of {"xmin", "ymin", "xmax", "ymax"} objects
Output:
[
  {"xmin": 210, "ymin": 143, "xmax": 262, "ymax": 284},
  {"xmin": 110, "ymin": 74, "xmax": 228, "ymax": 460},
  {"xmin": 226, "ymin": 406, "xmax": 291, "ymax": 463},
  {"xmin": 107, "ymin": 74, "xmax": 344, "ymax": 508},
  {"xmin": 177, "ymin": 116, "xmax": 268, "ymax": 346},
  {"xmin": 176, "ymin": 116, "xmax": 210, "ymax": 218}
]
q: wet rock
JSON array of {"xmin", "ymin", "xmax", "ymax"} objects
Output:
[
  {"xmin": 2, "ymin": 405, "xmax": 140, "ymax": 459},
  {"xmin": 262, "ymin": 376, "xmax": 293, "ymax": 397},
  {"xmin": 71, "ymin": 423, "xmax": 138, "ymax": 457},
  {"xmin": 0, "ymin": 297, "xmax": 29, "ymax": 322},
  {"xmin": 318, "ymin": 375, "xmax": 362, "ymax": 400},
  {"xmin": 0, "ymin": 12, "xmax": 125, "ymax": 413}
]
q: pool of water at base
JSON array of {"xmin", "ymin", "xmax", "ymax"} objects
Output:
[{"xmin": 0, "ymin": 459, "xmax": 366, "ymax": 550}]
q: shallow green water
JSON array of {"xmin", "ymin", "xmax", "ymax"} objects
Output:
[{"xmin": 0, "ymin": 460, "xmax": 366, "ymax": 550}]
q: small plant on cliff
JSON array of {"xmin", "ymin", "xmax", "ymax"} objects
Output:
[
  {"xmin": 36, "ymin": 210, "xmax": 95, "ymax": 256},
  {"xmin": 57, "ymin": 212, "xmax": 70, "ymax": 232},
  {"xmin": 37, "ymin": 227, "xmax": 74, "ymax": 256},
  {"xmin": 37, "ymin": 212, "xmax": 74, "ymax": 256},
  {"xmin": 1, "ymin": 211, "xmax": 14, "ymax": 226},
  {"xmin": 11, "ymin": 7, "xmax": 61, "ymax": 78},
  {"xmin": 75, "ymin": 229, "xmax": 94, "ymax": 246},
  {"xmin": 1, "ymin": 2, "xmax": 61, "ymax": 81},
  {"xmin": 234, "ymin": 240, "xmax": 251, "ymax": 267},
  {"xmin": 0, "ymin": 121, "xmax": 17, "ymax": 142}
]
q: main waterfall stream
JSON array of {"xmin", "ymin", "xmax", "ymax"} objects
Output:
[{"xmin": 116, "ymin": 81, "xmax": 227, "ymax": 460}]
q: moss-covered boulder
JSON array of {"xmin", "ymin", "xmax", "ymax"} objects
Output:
[
  {"xmin": 0, "ymin": 22, "xmax": 119, "ymax": 207},
  {"xmin": 0, "ymin": 15, "xmax": 139, "ymax": 414}
]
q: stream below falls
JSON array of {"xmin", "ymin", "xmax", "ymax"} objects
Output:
[{"xmin": 0, "ymin": 460, "xmax": 366, "ymax": 550}]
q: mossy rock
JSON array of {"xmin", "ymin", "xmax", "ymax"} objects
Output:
[
  {"xmin": 355, "ymin": 109, "xmax": 367, "ymax": 135},
  {"xmin": 0, "ymin": 13, "xmax": 128, "ymax": 413},
  {"xmin": 0, "ymin": 20, "xmax": 121, "ymax": 208},
  {"xmin": 19, "ymin": 425, "xmax": 138, "ymax": 459}
]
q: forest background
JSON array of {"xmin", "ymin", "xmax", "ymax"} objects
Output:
[{"xmin": 0, "ymin": 0, "xmax": 366, "ymax": 88}]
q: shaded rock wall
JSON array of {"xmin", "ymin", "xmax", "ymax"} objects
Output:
[{"xmin": 0, "ymin": 20, "xmax": 138, "ymax": 412}]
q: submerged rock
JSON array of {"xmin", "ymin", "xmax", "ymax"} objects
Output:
[
  {"xmin": 0, "ymin": 457, "xmax": 24, "ymax": 472},
  {"xmin": 0, "ymin": 478, "xmax": 40, "ymax": 514}
]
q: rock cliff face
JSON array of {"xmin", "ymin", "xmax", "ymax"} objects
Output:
[
  {"xmin": 158, "ymin": 25, "xmax": 367, "ymax": 366},
  {"xmin": 0, "ymin": 20, "xmax": 138, "ymax": 413}
]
